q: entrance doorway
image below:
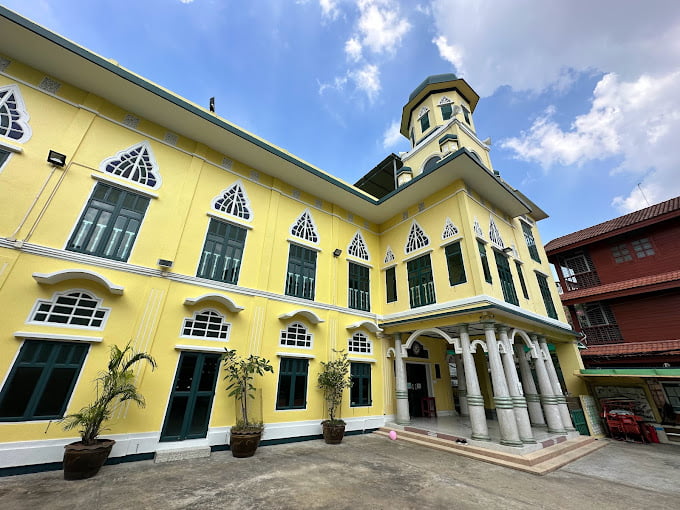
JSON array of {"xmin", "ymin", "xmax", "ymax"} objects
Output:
[
  {"xmin": 406, "ymin": 363, "xmax": 430, "ymax": 417},
  {"xmin": 161, "ymin": 352, "xmax": 220, "ymax": 442}
]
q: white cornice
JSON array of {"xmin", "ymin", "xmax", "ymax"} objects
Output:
[{"xmin": 15, "ymin": 331, "xmax": 103, "ymax": 342}]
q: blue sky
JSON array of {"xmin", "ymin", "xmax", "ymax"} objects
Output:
[{"xmin": 4, "ymin": 0, "xmax": 680, "ymax": 244}]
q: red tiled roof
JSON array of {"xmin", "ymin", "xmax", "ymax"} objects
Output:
[
  {"xmin": 545, "ymin": 196, "xmax": 680, "ymax": 252},
  {"xmin": 560, "ymin": 269, "xmax": 680, "ymax": 302},
  {"xmin": 582, "ymin": 339, "xmax": 680, "ymax": 357}
]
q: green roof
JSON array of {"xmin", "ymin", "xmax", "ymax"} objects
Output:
[
  {"xmin": 580, "ymin": 368, "xmax": 680, "ymax": 377},
  {"xmin": 408, "ymin": 73, "xmax": 458, "ymax": 101}
]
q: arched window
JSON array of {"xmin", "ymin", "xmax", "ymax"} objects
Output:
[
  {"xmin": 405, "ymin": 221, "xmax": 430, "ymax": 253},
  {"xmin": 181, "ymin": 309, "xmax": 230, "ymax": 340},
  {"xmin": 422, "ymin": 156, "xmax": 440, "ymax": 174},
  {"xmin": 213, "ymin": 181, "xmax": 251, "ymax": 220},
  {"xmin": 290, "ymin": 209, "xmax": 319, "ymax": 243},
  {"xmin": 30, "ymin": 290, "xmax": 109, "ymax": 328},
  {"xmin": 99, "ymin": 141, "xmax": 161, "ymax": 188},
  {"xmin": 384, "ymin": 246, "xmax": 395, "ymax": 264},
  {"xmin": 348, "ymin": 332, "xmax": 372, "ymax": 354},
  {"xmin": 0, "ymin": 84, "xmax": 31, "ymax": 142},
  {"xmin": 348, "ymin": 231, "xmax": 369, "ymax": 260},
  {"xmin": 280, "ymin": 322, "xmax": 312, "ymax": 348},
  {"xmin": 489, "ymin": 217, "xmax": 505, "ymax": 248},
  {"xmin": 442, "ymin": 218, "xmax": 459, "ymax": 240}
]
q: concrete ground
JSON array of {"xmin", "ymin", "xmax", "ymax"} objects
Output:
[{"xmin": 0, "ymin": 435, "xmax": 678, "ymax": 510}]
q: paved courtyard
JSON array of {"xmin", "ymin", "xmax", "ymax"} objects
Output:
[{"xmin": 0, "ymin": 434, "xmax": 678, "ymax": 509}]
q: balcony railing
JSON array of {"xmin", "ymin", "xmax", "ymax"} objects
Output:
[
  {"xmin": 563, "ymin": 271, "xmax": 600, "ymax": 291},
  {"xmin": 582, "ymin": 324, "xmax": 623, "ymax": 345},
  {"xmin": 285, "ymin": 272, "xmax": 315, "ymax": 300},
  {"xmin": 409, "ymin": 281, "xmax": 436, "ymax": 308},
  {"xmin": 349, "ymin": 288, "xmax": 370, "ymax": 311}
]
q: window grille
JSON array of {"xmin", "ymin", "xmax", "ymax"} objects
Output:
[
  {"xmin": 348, "ymin": 231, "xmax": 369, "ymax": 260},
  {"xmin": 0, "ymin": 84, "xmax": 31, "ymax": 142},
  {"xmin": 31, "ymin": 291, "xmax": 108, "ymax": 328},
  {"xmin": 473, "ymin": 218, "xmax": 484, "ymax": 239},
  {"xmin": 384, "ymin": 246, "xmax": 395, "ymax": 264},
  {"xmin": 213, "ymin": 182, "xmax": 251, "ymax": 220},
  {"xmin": 442, "ymin": 218, "xmax": 459, "ymax": 240},
  {"xmin": 632, "ymin": 238, "xmax": 655, "ymax": 258},
  {"xmin": 279, "ymin": 322, "xmax": 312, "ymax": 348},
  {"xmin": 182, "ymin": 310, "xmax": 230, "ymax": 340},
  {"xmin": 348, "ymin": 332, "xmax": 372, "ymax": 354},
  {"xmin": 290, "ymin": 209, "xmax": 319, "ymax": 243},
  {"xmin": 100, "ymin": 142, "xmax": 160, "ymax": 188},
  {"xmin": 405, "ymin": 221, "xmax": 430, "ymax": 253},
  {"xmin": 489, "ymin": 217, "xmax": 504, "ymax": 248}
]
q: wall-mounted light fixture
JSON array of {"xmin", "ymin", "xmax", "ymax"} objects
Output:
[
  {"xmin": 502, "ymin": 246, "xmax": 513, "ymax": 254},
  {"xmin": 332, "ymin": 249, "xmax": 342, "ymax": 257},
  {"xmin": 157, "ymin": 259, "xmax": 173, "ymax": 270},
  {"xmin": 47, "ymin": 150, "xmax": 67, "ymax": 167}
]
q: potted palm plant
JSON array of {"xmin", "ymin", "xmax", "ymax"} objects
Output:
[
  {"xmin": 61, "ymin": 343, "xmax": 156, "ymax": 480},
  {"xmin": 221, "ymin": 348, "xmax": 274, "ymax": 458},
  {"xmin": 317, "ymin": 350, "xmax": 352, "ymax": 444}
]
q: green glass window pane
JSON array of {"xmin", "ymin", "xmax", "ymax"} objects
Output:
[
  {"xmin": 494, "ymin": 250, "xmax": 519, "ymax": 306},
  {"xmin": 441, "ymin": 103, "xmax": 452, "ymax": 120},
  {"xmin": 0, "ymin": 367, "xmax": 41, "ymax": 418},
  {"xmin": 386, "ymin": 267, "xmax": 397, "ymax": 303},
  {"xmin": 420, "ymin": 112, "xmax": 430, "ymax": 132},
  {"xmin": 285, "ymin": 244, "xmax": 316, "ymax": 300},
  {"xmin": 445, "ymin": 242, "xmax": 466, "ymax": 286},
  {"xmin": 197, "ymin": 219, "xmax": 247, "ymax": 285},
  {"xmin": 478, "ymin": 241, "xmax": 492, "ymax": 283},
  {"xmin": 33, "ymin": 367, "xmax": 78, "ymax": 417}
]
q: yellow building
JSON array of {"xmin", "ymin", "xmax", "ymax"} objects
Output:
[{"xmin": 0, "ymin": 8, "xmax": 586, "ymax": 472}]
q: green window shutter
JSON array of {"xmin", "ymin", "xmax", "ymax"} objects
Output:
[
  {"xmin": 0, "ymin": 340, "xmax": 89, "ymax": 421},
  {"xmin": 0, "ymin": 148, "xmax": 9, "ymax": 169},
  {"xmin": 445, "ymin": 241, "xmax": 466, "ymax": 286},
  {"xmin": 462, "ymin": 106, "xmax": 471, "ymax": 124},
  {"xmin": 350, "ymin": 362, "xmax": 372, "ymax": 407},
  {"xmin": 407, "ymin": 254, "xmax": 436, "ymax": 308},
  {"xmin": 196, "ymin": 219, "xmax": 247, "ymax": 284},
  {"xmin": 440, "ymin": 103, "xmax": 452, "ymax": 120},
  {"xmin": 67, "ymin": 183, "xmax": 150, "ymax": 262},
  {"xmin": 515, "ymin": 261, "xmax": 530, "ymax": 299},
  {"xmin": 385, "ymin": 266, "xmax": 397, "ymax": 303},
  {"xmin": 420, "ymin": 112, "xmax": 430, "ymax": 133},
  {"xmin": 477, "ymin": 241, "xmax": 493, "ymax": 283},
  {"xmin": 522, "ymin": 222, "xmax": 541, "ymax": 263},
  {"xmin": 494, "ymin": 250, "xmax": 519, "ymax": 306},
  {"xmin": 348, "ymin": 262, "xmax": 370, "ymax": 311},
  {"xmin": 276, "ymin": 358, "xmax": 309, "ymax": 410},
  {"xmin": 537, "ymin": 273, "xmax": 558, "ymax": 319},
  {"xmin": 285, "ymin": 244, "xmax": 317, "ymax": 300}
]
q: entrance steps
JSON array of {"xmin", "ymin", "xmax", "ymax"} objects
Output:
[
  {"xmin": 154, "ymin": 446, "xmax": 211, "ymax": 464},
  {"xmin": 373, "ymin": 427, "xmax": 607, "ymax": 475}
]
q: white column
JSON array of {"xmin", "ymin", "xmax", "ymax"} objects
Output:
[
  {"xmin": 539, "ymin": 337, "xmax": 576, "ymax": 431},
  {"xmin": 531, "ymin": 335, "xmax": 565, "ymax": 433},
  {"xmin": 394, "ymin": 334, "xmax": 411, "ymax": 425},
  {"xmin": 454, "ymin": 354, "xmax": 469, "ymax": 416},
  {"xmin": 460, "ymin": 324, "xmax": 490, "ymax": 440},
  {"xmin": 515, "ymin": 344, "xmax": 545, "ymax": 426},
  {"xmin": 498, "ymin": 327, "xmax": 535, "ymax": 444},
  {"xmin": 483, "ymin": 322, "xmax": 522, "ymax": 446}
]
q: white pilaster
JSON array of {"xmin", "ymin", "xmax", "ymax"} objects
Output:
[
  {"xmin": 454, "ymin": 353, "xmax": 469, "ymax": 416},
  {"xmin": 515, "ymin": 343, "xmax": 546, "ymax": 426},
  {"xmin": 531, "ymin": 335, "xmax": 565, "ymax": 433},
  {"xmin": 394, "ymin": 334, "xmax": 411, "ymax": 425},
  {"xmin": 460, "ymin": 324, "xmax": 490, "ymax": 441},
  {"xmin": 539, "ymin": 337, "xmax": 576, "ymax": 431}
]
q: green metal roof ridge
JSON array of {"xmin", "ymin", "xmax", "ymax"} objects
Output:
[
  {"xmin": 408, "ymin": 74, "xmax": 459, "ymax": 102},
  {"xmin": 580, "ymin": 368, "xmax": 680, "ymax": 376}
]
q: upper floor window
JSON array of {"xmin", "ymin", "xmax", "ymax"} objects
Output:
[
  {"xmin": 30, "ymin": 290, "xmax": 109, "ymax": 329},
  {"xmin": 290, "ymin": 209, "xmax": 319, "ymax": 243},
  {"xmin": 418, "ymin": 107, "xmax": 430, "ymax": 133},
  {"xmin": 611, "ymin": 243, "xmax": 632, "ymax": 263},
  {"xmin": 461, "ymin": 105, "xmax": 471, "ymax": 124},
  {"xmin": 197, "ymin": 219, "xmax": 247, "ymax": 284},
  {"xmin": 477, "ymin": 241, "xmax": 493, "ymax": 284},
  {"xmin": 280, "ymin": 322, "xmax": 312, "ymax": 348},
  {"xmin": 407, "ymin": 253, "xmax": 435, "ymax": 308},
  {"xmin": 575, "ymin": 301, "xmax": 622, "ymax": 344},
  {"xmin": 384, "ymin": 246, "xmax": 395, "ymax": 264},
  {"xmin": 285, "ymin": 244, "xmax": 317, "ymax": 300},
  {"xmin": 439, "ymin": 97, "xmax": 453, "ymax": 121},
  {"xmin": 522, "ymin": 222, "xmax": 541, "ymax": 263},
  {"xmin": 348, "ymin": 332, "xmax": 373, "ymax": 354},
  {"xmin": 181, "ymin": 309, "xmax": 230, "ymax": 340},
  {"xmin": 385, "ymin": 266, "xmax": 397, "ymax": 303},
  {"xmin": 67, "ymin": 182, "xmax": 150, "ymax": 262},
  {"xmin": 536, "ymin": 273, "xmax": 558, "ymax": 320},
  {"xmin": 348, "ymin": 262, "xmax": 370, "ymax": 311},
  {"xmin": 423, "ymin": 156, "xmax": 440, "ymax": 174},
  {"xmin": 213, "ymin": 181, "xmax": 251, "ymax": 220},
  {"xmin": 348, "ymin": 231, "xmax": 369, "ymax": 260},
  {"xmin": 405, "ymin": 221, "xmax": 430, "ymax": 254},
  {"xmin": 0, "ymin": 148, "xmax": 10, "ymax": 172},
  {"xmin": 0, "ymin": 84, "xmax": 32, "ymax": 142},
  {"xmin": 100, "ymin": 142, "xmax": 161, "ymax": 189},
  {"xmin": 632, "ymin": 238, "xmax": 655, "ymax": 258},
  {"xmin": 515, "ymin": 261, "xmax": 529, "ymax": 299},
  {"xmin": 445, "ymin": 241, "xmax": 466, "ymax": 286},
  {"xmin": 441, "ymin": 218, "xmax": 459, "ymax": 240},
  {"xmin": 489, "ymin": 217, "xmax": 504, "ymax": 248},
  {"xmin": 494, "ymin": 251, "xmax": 519, "ymax": 306},
  {"xmin": 557, "ymin": 250, "xmax": 600, "ymax": 291}
]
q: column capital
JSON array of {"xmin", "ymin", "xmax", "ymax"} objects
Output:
[
  {"xmin": 458, "ymin": 323, "xmax": 469, "ymax": 333},
  {"xmin": 497, "ymin": 324, "xmax": 510, "ymax": 334},
  {"xmin": 481, "ymin": 320, "xmax": 496, "ymax": 331}
]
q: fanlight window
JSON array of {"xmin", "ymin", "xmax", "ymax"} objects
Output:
[
  {"xmin": 405, "ymin": 221, "xmax": 430, "ymax": 253},
  {"xmin": 213, "ymin": 181, "xmax": 251, "ymax": 220},
  {"xmin": 442, "ymin": 218, "xmax": 459, "ymax": 240},
  {"xmin": 489, "ymin": 217, "xmax": 504, "ymax": 248},
  {"xmin": 0, "ymin": 84, "xmax": 31, "ymax": 142},
  {"xmin": 100, "ymin": 142, "xmax": 160, "ymax": 188},
  {"xmin": 31, "ymin": 291, "xmax": 109, "ymax": 328},
  {"xmin": 280, "ymin": 322, "xmax": 312, "ymax": 348},
  {"xmin": 348, "ymin": 231, "xmax": 369, "ymax": 260},
  {"xmin": 181, "ymin": 309, "xmax": 230, "ymax": 340},
  {"xmin": 384, "ymin": 246, "xmax": 395, "ymax": 264},
  {"xmin": 290, "ymin": 209, "xmax": 319, "ymax": 243},
  {"xmin": 473, "ymin": 218, "xmax": 484, "ymax": 239},
  {"xmin": 348, "ymin": 332, "xmax": 372, "ymax": 354}
]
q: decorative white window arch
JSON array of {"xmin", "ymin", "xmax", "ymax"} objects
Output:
[
  {"xmin": 348, "ymin": 331, "xmax": 373, "ymax": 354},
  {"xmin": 384, "ymin": 246, "xmax": 395, "ymax": 264},
  {"xmin": 213, "ymin": 180, "xmax": 252, "ymax": 220},
  {"xmin": 0, "ymin": 84, "xmax": 32, "ymax": 143},
  {"xmin": 405, "ymin": 221, "xmax": 430, "ymax": 254},
  {"xmin": 181, "ymin": 309, "xmax": 231, "ymax": 340},
  {"xmin": 280, "ymin": 322, "xmax": 313, "ymax": 348},
  {"xmin": 442, "ymin": 218, "xmax": 459, "ymax": 240},
  {"xmin": 99, "ymin": 141, "xmax": 161, "ymax": 189},
  {"xmin": 29, "ymin": 290, "xmax": 109, "ymax": 329},
  {"xmin": 290, "ymin": 209, "xmax": 319, "ymax": 243},
  {"xmin": 489, "ymin": 217, "xmax": 505, "ymax": 248},
  {"xmin": 438, "ymin": 96, "xmax": 453, "ymax": 105},
  {"xmin": 348, "ymin": 231, "xmax": 369, "ymax": 260},
  {"xmin": 473, "ymin": 217, "xmax": 484, "ymax": 239},
  {"xmin": 417, "ymin": 106, "xmax": 430, "ymax": 119}
]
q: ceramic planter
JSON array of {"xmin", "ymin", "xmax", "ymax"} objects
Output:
[{"xmin": 63, "ymin": 439, "xmax": 115, "ymax": 480}]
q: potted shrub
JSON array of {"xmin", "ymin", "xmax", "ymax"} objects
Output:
[
  {"xmin": 61, "ymin": 343, "xmax": 156, "ymax": 480},
  {"xmin": 317, "ymin": 350, "xmax": 352, "ymax": 444},
  {"xmin": 221, "ymin": 348, "xmax": 274, "ymax": 458}
]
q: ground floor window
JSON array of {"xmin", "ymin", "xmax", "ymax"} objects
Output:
[
  {"xmin": 0, "ymin": 340, "xmax": 89, "ymax": 421},
  {"xmin": 276, "ymin": 358, "xmax": 309, "ymax": 410},
  {"xmin": 350, "ymin": 362, "xmax": 371, "ymax": 407}
]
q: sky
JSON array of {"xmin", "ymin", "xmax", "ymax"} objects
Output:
[{"xmin": 3, "ymin": 0, "xmax": 680, "ymax": 244}]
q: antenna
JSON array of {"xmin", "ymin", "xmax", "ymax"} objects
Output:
[
  {"xmin": 637, "ymin": 183, "xmax": 650, "ymax": 207},
  {"xmin": 209, "ymin": 97, "xmax": 215, "ymax": 113}
]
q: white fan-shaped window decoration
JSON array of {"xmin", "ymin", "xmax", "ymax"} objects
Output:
[
  {"xmin": 473, "ymin": 217, "xmax": 484, "ymax": 239},
  {"xmin": 348, "ymin": 231, "xmax": 369, "ymax": 260},
  {"xmin": 0, "ymin": 84, "xmax": 31, "ymax": 142},
  {"xmin": 348, "ymin": 332, "xmax": 373, "ymax": 354},
  {"xmin": 100, "ymin": 141, "xmax": 161, "ymax": 188},
  {"xmin": 384, "ymin": 246, "xmax": 395, "ymax": 264},
  {"xmin": 405, "ymin": 221, "xmax": 430, "ymax": 253},
  {"xmin": 489, "ymin": 217, "xmax": 504, "ymax": 248},
  {"xmin": 280, "ymin": 322, "xmax": 312, "ymax": 348},
  {"xmin": 213, "ymin": 181, "xmax": 251, "ymax": 220},
  {"xmin": 438, "ymin": 96, "xmax": 453, "ymax": 105},
  {"xmin": 30, "ymin": 290, "xmax": 109, "ymax": 328},
  {"xmin": 418, "ymin": 106, "xmax": 430, "ymax": 118},
  {"xmin": 181, "ymin": 309, "xmax": 230, "ymax": 340},
  {"xmin": 290, "ymin": 209, "xmax": 319, "ymax": 243},
  {"xmin": 442, "ymin": 218, "xmax": 459, "ymax": 240}
]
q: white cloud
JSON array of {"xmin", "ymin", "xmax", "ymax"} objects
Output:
[
  {"xmin": 382, "ymin": 119, "xmax": 402, "ymax": 149},
  {"xmin": 179, "ymin": 0, "xmax": 194, "ymax": 3},
  {"xmin": 356, "ymin": 0, "xmax": 410, "ymax": 55},
  {"xmin": 351, "ymin": 64, "xmax": 381, "ymax": 102},
  {"xmin": 432, "ymin": 35, "xmax": 464, "ymax": 74},
  {"xmin": 501, "ymin": 71, "xmax": 680, "ymax": 213},
  {"xmin": 345, "ymin": 37, "xmax": 363, "ymax": 62},
  {"xmin": 319, "ymin": 0, "xmax": 340, "ymax": 20},
  {"xmin": 318, "ymin": 75, "xmax": 348, "ymax": 95}
]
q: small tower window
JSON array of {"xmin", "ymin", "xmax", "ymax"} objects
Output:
[{"xmin": 420, "ymin": 112, "xmax": 430, "ymax": 133}]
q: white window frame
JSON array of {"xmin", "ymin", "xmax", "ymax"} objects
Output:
[
  {"xmin": 26, "ymin": 289, "xmax": 110, "ymax": 331},
  {"xmin": 279, "ymin": 321, "xmax": 313, "ymax": 349},
  {"xmin": 180, "ymin": 308, "xmax": 231, "ymax": 341},
  {"xmin": 348, "ymin": 331, "xmax": 373, "ymax": 355}
]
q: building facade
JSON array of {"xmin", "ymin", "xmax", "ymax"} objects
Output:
[
  {"xmin": 545, "ymin": 197, "xmax": 680, "ymax": 438},
  {"xmin": 0, "ymin": 8, "xmax": 584, "ymax": 471}
]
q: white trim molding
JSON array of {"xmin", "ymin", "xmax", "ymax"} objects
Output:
[
  {"xmin": 278, "ymin": 309, "xmax": 324, "ymax": 324},
  {"xmin": 32, "ymin": 269, "xmax": 124, "ymax": 295},
  {"xmin": 14, "ymin": 331, "xmax": 103, "ymax": 343},
  {"xmin": 184, "ymin": 293, "xmax": 244, "ymax": 313},
  {"xmin": 348, "ymin": 356, "xmax": 377, "ymax": 363},
  {"xmin": 276, "ymin": 351, "xmax": 315, "ymax": 359},
  {"xmin": 174, "ymin": 344, "xmax": 227, "ymax": 353},
  {"xmin": 346, "ymin": 320, "xmax": 383, "ymax": 333}
]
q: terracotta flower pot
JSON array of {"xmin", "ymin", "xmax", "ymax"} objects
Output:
[
  {"xmin": 230, "ymin": 429, "xmax": 262, "ymax": 458},
  {"xmin": 63, "ymin": 439, "xmax": 115, "ymax": 480},
  {"xmin": 322, "ymin": 421, "xmax": 346, "ymax": 444}
]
